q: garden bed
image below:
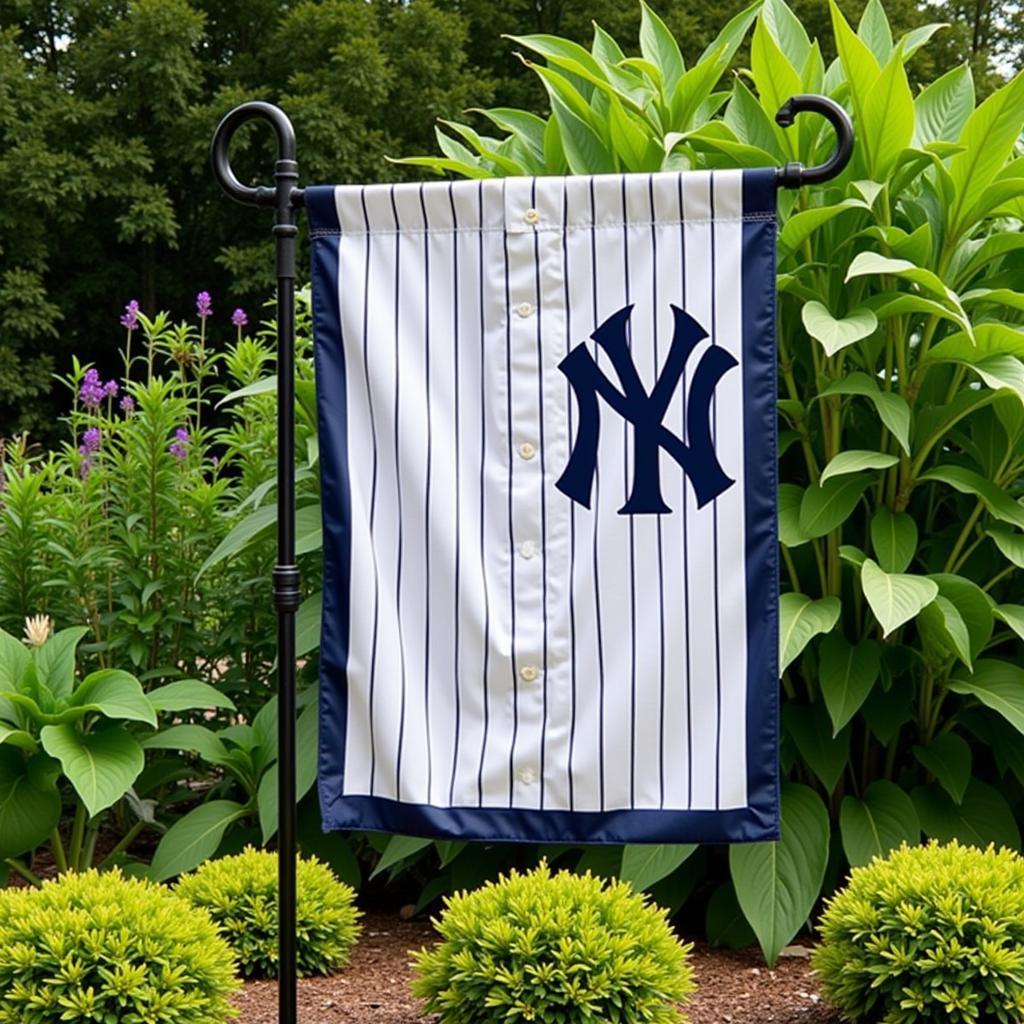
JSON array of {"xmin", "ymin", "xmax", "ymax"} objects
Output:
[{"xmin": 233, "ymin": 913, "xmax": 842, "ymax": 1023}]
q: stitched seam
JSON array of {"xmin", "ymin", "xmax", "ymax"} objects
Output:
[{"xmin": 309, "ymin": 214, "xmax": 776, "ymax": 238}]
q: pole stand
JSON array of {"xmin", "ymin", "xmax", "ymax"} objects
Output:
[{"xmin": 211, "ymin": 101, "xmax": 304, "ymax": 1024}]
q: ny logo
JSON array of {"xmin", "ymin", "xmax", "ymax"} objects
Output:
[{"xmin": 556, "ymin": 304, "xmax": 737, "ymax": 515}]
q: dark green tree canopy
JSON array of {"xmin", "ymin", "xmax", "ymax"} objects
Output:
[{"xmin": 0, "ymin": 0, "xmax": 1019, "ymax": 438}]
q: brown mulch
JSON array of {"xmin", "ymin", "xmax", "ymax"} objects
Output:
[{"xmin": 232, "ymin": 913, "xmax": 843, "ymax": 1023}]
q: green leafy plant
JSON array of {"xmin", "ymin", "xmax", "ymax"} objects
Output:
[
  {"xmin": 814, "ymin": 840, "xmax": 1024, "ymax": 1023},
  {"xmin": 0, "ymin": 621, "xmax": 232, "ymax": 881},
  {"xmin": 0, "ymin": 868, "xmax": 240, "ymax": 1024},
  {"xmin": 175, "ymin": 846, "xmax": 361, "ymax": 978},
  {"xmin": 392, "ymin": 0, "xmax": 1024, "ymax": 963},
  {"xmin": 145, "ymin": 685, "xmax": 319, "ymax": 881},
  {"xmin": 412, "ymin": 861, "xmax": 695, "ymax": 1024}
]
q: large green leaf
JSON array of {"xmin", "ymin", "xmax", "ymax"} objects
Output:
[
  {"xmin": 705, "ymin": 882, "xmax": 757, "ymax": 949},
  {"xmin": 149, "ymin": 799, "xmax": 249, "ymax": 882},
  {"xmin": 870, "ymin": 507, "xmax": 917, "ymax": 573},
  {"xmin": 0, "ymin": 747, "xmax": 61, "ymax": 859},
  {"xmin": 830, "ymin": 0, "xmax": 880, "ymax": 134},
  {"xmin": 784, "ymin": 703, "xmax": 850, "ymax": 793},
  {"xmin": 918, "ymin": 465, "xmax": 1024, "ymax": 530},
  {"xmin": 845, "ymin": 251, "xmax": 960, "ymax": 306},
  {"xmin": 948, "ymin": 660, "xmax": 1024, "ymax": 736},
  {"xmin": 988, "ymin": 526, "xmax": 1024, "ymax": 567},
  {"xmin": 40, "ymin": 722, "xmax": 143, "ymax": 817},
  {"xmin": 930, "ymin": 574, "xmax": 993, "ymax": 659},
  {"xmin": 370, "ymin": 835, "xmax": 434, "ymax": 880},
  {"xmin": 778, "ymin": 199, "xmax": 867, "ymax": 253},
  {"xmin": 0, "ymin": 723, "xmax": 36, "ymax": 752},
  {"xmin": 840, "ymin": 780, "xmax": 920, "ymax": 868},
  {"xmin": 621, "ymin": 844, "xmax": 697, "ymax": 892},
  {"xmin": 948, "ymin": 69, "xmax": 1024, "ymax": 232},
  {"xmin": 913, "ymin": 733, "xmax": 972, "ymax": 804},
  {"xmin": 750, "ymin": 17, "xmax": 802, "ymax": 152},
  {"xmin": 860, "ymin": 49, "xmax": 914, "ymax": 178},
  {"xmin": 71, "ymin": 669, "xmax": 156, "ymax": 726},
  {"xmin": 296, "ymin": 590, "xmax": 322, "ymax": 658},
  {"xmin": 779, "ymin": 593, "xmax": 841, "ymax": 673},
  {"xmin": 198, "ymin": 502, "xmax": 321, "ymax": 577},
  {"xmin": 994, "ymin": 604, "xmax": 1024, "ymax": 642},
  {"xmin": 802, "ymin": 303, "xmax": 878, "ymax": 358},
  {"xmin": 778, "ymin": 484, "xmax": 809, "ymax": 548},
  {"xmin": 820, "ymin": 450, "xmax": 897, "ymax": 485},
  {"xmin": 917, "ymin": 595, "xmax": 972, "ymax": 669},
  {"xmin": 798, "ymin": 474, "xmax": 873, "ymax": 539},
  {"xmin": 141, "ymin": 724, "xmax": 230, "ymax": 766},
  {"xmin": 856, "ymin": 0, "xmax": 892, "ymax": 64},
  {"xmin": 256, "ymin": 701, "xmax": 319, "ymax": 842},
  {"xmin": 730, "ymin": 783, "xmax": 829, "ymax": 966},
  {"xmin": 34, "ymin": 627, "xmax": 89, "ymax": 703},
  {"xmin": 818, "ymin": 634, "xmax": 880, "ymax": 735},
  {"xmin": 928, "ymin": 323, "xmax": 1024, "ymax": 362},
  {"xmin": 0, "ymin": 629, "xmax": 30, "ymax": 696},
  {"xmin": 639, "ymin": 0, "xmax": 684, "ymax": 94},
  {"xmin": 913, "ymin": 779, "xmax": 1020, "ymax": 851},
  {"xmin": 818, "ymin": 372, "xmax": 912, "ymax": 455},
  {"xmin": 145, "ymin": 679, "xmax": 236, "ymax": 713},
  {"xmin": 860, "ymin": 558, "xmax": 938, "ymax": 637}
]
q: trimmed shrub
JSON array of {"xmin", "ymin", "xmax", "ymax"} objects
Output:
[
  {"xmin": 0, "ymin": 868, "xmax": 239, "ymax": 1024},
  {"xmin": 814, "ymin": 841, "xmax": 1024, "ymax": 1024},
  {"xmin": 412, "ymin": 861, "xmax": 695, "ymax": 1024},
  {"xmin": 175, "ymin": 846, "xmax": 362, "ymax": 978}
]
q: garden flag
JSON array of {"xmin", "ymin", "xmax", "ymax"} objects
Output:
[{"xmin": 307, "ymin": 169, "xmax": 779, "ymax": 844}]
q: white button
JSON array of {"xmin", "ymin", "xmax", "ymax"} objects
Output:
[
  {"xmin": 520, "ymin": 665, "xmax": 539, "ymax": 683},
  {"xmin": 519, "ymin": 541, "xmax": 537, "ymax": 560},
  {"xmin": 517, "ymin": 768, "xmax": 536, "ymax": 785},
  {"xmin": 516, "ymin": 302, "xmax": 534, "ymax": 318},
  {"xmin": 524, "ymin": 208, "xmax": 540, "ymax": 224},
  {"xmin": 518, "ymin": 442, "xmax": 536, "ymax": 460}
]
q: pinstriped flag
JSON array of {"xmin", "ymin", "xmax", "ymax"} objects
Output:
[{"xmin": 307, "ymin": 169, "xmax": 779, "ymax": 844}]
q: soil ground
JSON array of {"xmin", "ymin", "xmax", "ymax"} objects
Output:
[{"xmin": 233, "ymin": 912, "xmax": 844, "ymax": 1023}]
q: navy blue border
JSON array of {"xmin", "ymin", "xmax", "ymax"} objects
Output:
[
  {"xmin": 740, "ymin": 168, "xmax": 781, "ymax": 842},
  {"xmin": 308, "ymin": 186, "xmax": 351, "ymax": 827},
  {"xmin": 310, "ymin": 174, "xmax": 780, "ymax": 845}
]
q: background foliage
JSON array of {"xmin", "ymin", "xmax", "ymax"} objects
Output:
[
  {"xmin": 2, "ymin": 0, "xmax": 1024, "ymax": 969},
  {"xmin": 1, "ymin": 0, "xmax": 1020, "ymax": 438}
]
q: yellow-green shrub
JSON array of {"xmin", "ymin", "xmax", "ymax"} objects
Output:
[
  {"xmin": 0, "ymin": 868, "xmax": 239, "ymax": 1024},
  {"xmin": 814, "ymin": 841, "xmax": 1024, "ymax": 1023},
  {"xmin": 175, "ymin": 846, "xmax": 361, "ymax": 978},
  {"xmin": 412, "ymin": 861, "xmax": 695, "ymax": 1024}
]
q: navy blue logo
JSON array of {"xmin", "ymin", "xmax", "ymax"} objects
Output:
[{"xmin": 556, "ymin": 304, "xmax": 737, "ymax": 515}]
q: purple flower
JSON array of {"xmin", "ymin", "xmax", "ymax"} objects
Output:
[
  {"xmin": 78, "ymin": 426, "xmax": 101, "ymax": 456},
  {"xmin": 120, "ymin": 299, "xmax": 140, "ymax": 331},
  {"xmin": 120, "ymin": 394, "xmax": 136, "ymax": 412},
  {"xmin": 104, "ymin": 379, "xmax": 119, "ymax": 399},
  {"xmin": 169, "ymin": 426, "xmax": 190, "ymax": 461},
  {"xmin": 79, "ymin": 458, "xmax": 93, "ymax": 479},
  {"xmin": 196, "ymin": 291, "xmax": 213, "ymax": 319},
  {"xmin": 231, "ymin": 308, "xmax": 248, "ymax": 328},
  {"xmin": 210, "ymin": 455, "xmax": 220, "ymax": 468},
  {"xmin": 79, "ymin": 368, "xmax": 106, "ymax": 409}
]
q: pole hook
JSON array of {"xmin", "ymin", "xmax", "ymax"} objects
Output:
[
  {"xmin": 211, "ymin": 100, "xmax": 305, "ymax": 208},
  {"xmin": 774, "ymin": 94, "xmax": 854, "ymax": 188}
]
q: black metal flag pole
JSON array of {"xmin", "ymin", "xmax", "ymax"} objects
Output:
[
  {"xmin": 211, "ymin": 101, "xmax": 306, "ymax": 1024},
  {"xmin": 206, "ymin": 92, "xmax": 850, "ymax": 1024}
]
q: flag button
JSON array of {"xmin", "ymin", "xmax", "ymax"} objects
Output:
[
  {"xmin": 517, "ymin": 768, "xmax": 536, "ymax": 785},
  {"xmin": 524, "ymin": 208, "xmax": 540, "ymax": 224},
  {"xmin": 516, "ymin": 302, "xmax": 534, "ymax": 318},
  {"xmin": 518, "ymin": 441, "xmax": 536, "ymax": 460},
  {"xmin": 520, "ymin": 665, "xmax": 539, "ymax": 683},
  {"xmin": 519, "ymin": 541, "xmax": 538, "ymax": 560}
]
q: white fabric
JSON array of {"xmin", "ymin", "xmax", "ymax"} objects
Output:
[{"xmin": 322, "ymin": 171, "xmax": 753, "ymax": 814}]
